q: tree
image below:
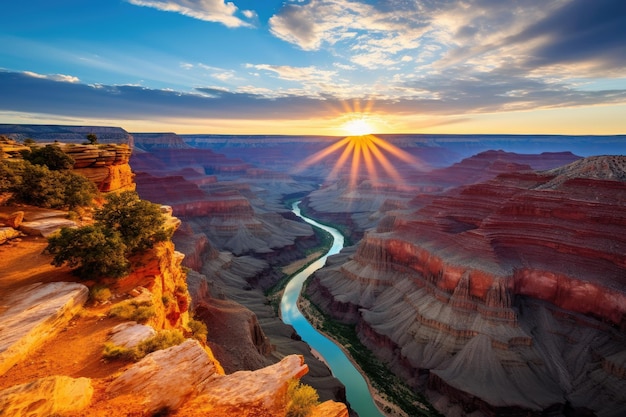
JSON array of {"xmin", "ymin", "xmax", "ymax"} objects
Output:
[
  {"xmin": 95, "ymin": 191, "xmax": 170, "ymax": 254},
  {"xmin": 0, "ymin": 160, "xmax": 19, "ymax": 193},
  {"xmin": 23, "ymin": 138, "xmax": 36, "ymax": 147},
  {"xmin": 46, "ymin": 225, "xmax": 130, "ymax": 279},
  {"xmin": 22, "ymin": 144, "xmax": 74, "ymax": 170},
  {"xmin": 85, "ymin": 133, "xmax": 98, "ymax": 145},
  {"xmin": 11, "ymin": 162, "xmax": 96, "ymax": 209}
]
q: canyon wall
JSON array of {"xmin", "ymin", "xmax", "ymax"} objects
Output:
[{"xmin": 307, "ymin": 156, "xmax": 626, "ymax": 416}]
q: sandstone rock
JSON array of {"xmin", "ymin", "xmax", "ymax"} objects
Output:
[
  {"xmin": 187, "ymin": 354, "xmax": 309, "ymax": 415},
  {"xmin": 106, "ymin": 339, "xmax": 218, "ymax": 413},
  {"xmin": 310, "ymin": 400, "xmax": 350, "ymax": 417},
  {"xmin": 0, "ymin": 282, "xmax": 88, "ymax": 376},
  {"xmin": 0, "ymin": 227, "xmax": 20, "ymax": 244},
  {"xmin": 2, "ymin": 211, "xmax": 24, "ymax": 228},
  {"xmin": 0, "ymin": 375, "xmax": 93, "ymax": 416},
  {"xmin": 108, "ymin": 322, "xmax": 156, "ymax": 348}
]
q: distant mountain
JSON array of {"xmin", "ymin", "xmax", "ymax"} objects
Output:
[{"xmin": 0, "ymin": 124, "xmax": 133, "ymax": 145}]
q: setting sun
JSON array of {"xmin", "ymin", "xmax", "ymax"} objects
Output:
[{"xmin": 341, "ymin": 117, "xmax": 375, "ymax": 136}]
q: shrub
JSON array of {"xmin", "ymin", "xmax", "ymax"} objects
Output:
[
  {"xmin": 286, "ymin": 379, "xmax": 319, "ymax": 417},
  {"xmin": 102, "ymin": 330, "xmax": 185, "ymax": 362},
  {"xmin": 90, "ymin": 284, "xmax": 112, "ymax": 303},
  {"xmin": 21, "ymin": 144, "xmax": 74, "ymax": 170},
  {"xmin": 46, "ymin": 225, "xmax": 129, "ymax": 279},
  {"xmin": 135, "ymin": 329, "xmax": 184, "ymax": 358},
  {"xmin": 109, "ymin": 299, "xmax": 156, "ymax": 323},
  {"xmin": 95, "ymin": 191, "xmax": 170, "ymax": 254},
  {"xmin": 12, "ymin": 162, "xmax": 96, "ymax": 209},
  {"xmin": 187, "ymin": 318, "xmax": 208, "ymax": 344}
]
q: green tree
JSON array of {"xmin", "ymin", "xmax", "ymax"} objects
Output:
[
  {"xmin": 46, "ymin": 225, "xmax": 130, "ymax": 279},
  {"xmin": 85, "ymin": 133, "xmax": 98, "ymax": 145},
  {"xmin": 0, "ymin": 160, "xmax": 19, "ymax": 193},
  {"xmin": 22, "ymin": 144, "xmax": 74, "ymax": 170},
  {"xmin": 13, "ymin": 163, "xmax": 66, "ymax": 208},
  {"xmin": 95, "ymin": 191, "xmax": 170, "ymax": 254},
  {"xmin": 23, "ymin": 138, "xmax": 36, "ymax": 147},
  {"xmin": 11, "ymin": 162, "xmax": 96, "ymax": 209}
]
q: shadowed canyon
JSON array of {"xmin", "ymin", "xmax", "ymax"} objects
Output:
[{"xmin": 0, "ymin": 124, "xmax": 625, "ymax": 417}]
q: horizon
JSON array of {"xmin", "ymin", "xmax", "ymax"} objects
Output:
[{"xmin": 1, "ymin": 1, "xmax": 625, "ymax": 135}]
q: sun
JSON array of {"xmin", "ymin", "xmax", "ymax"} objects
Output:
[{"xmin": 341, "ymin": 116, "xmax": 375, "ymax": 136}]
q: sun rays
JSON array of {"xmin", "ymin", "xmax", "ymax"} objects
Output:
[{"xmin": 295, "ymin": 133, "xmax": 428, "ymax": 190}]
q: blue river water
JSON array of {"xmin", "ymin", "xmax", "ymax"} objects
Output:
[{"xmin": 280, "ymin": 201, "xmax": 385, "ymax": 417}]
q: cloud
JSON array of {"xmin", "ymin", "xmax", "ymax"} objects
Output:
[
  {"xmin": 23, "ymin": 71, "xmax": 80, "ymax": 83},
  {"xmin": 2, "ymin": 69, "xmax": 625, "ymax": 124},
  {"xmin": 125, "ymin": 0, "xmax": 253, "ymax": 28},
  {"xmin": 504, "ymin": 0, "xmax": 626, "ymax": 72},
  {"xmin": 246, "ymin": 64, "xmax": 337, "ymax": 83}
]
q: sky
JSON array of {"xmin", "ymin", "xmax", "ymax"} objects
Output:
[{"xmin": 1, "ymin": 0, "xmax": 625, "ymax": 136}]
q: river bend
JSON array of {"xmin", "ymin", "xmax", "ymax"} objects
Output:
[{"xmin": 280, "ymin": 201, "xmax": 384, "ymax": 417}]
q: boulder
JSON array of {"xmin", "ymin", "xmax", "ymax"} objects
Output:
[
  {"xmin": 188, "ymin": 354, "xmax": 309, "ymax": 415},
  {"xmin": 2, "ymin": 211, "xmax": 24, "ymax": 228},
  {"xmin": 0, "ymin": 376, "xmax": 93, "ymax": 416},
  {"xmin": 106, "ymin": 339, "xmax": 219, "ymax": 413},
  {"xmin": 0, "ymin": 282, "xmax": 88, "ymax": 376},
  {"xmin": 107, "ymin": 322, "xmax": 156, "ymax": 348}
]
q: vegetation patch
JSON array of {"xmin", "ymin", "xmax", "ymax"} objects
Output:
[
  {"xmin": 103, "ymin": 329, "xmax": 185, "ymax": 361},
  {"xmin": 109, "ymin": 299, "xmax": 156, "ymax": 323},
  {"xmin": 286, "ymin": 379, "xmax": 319, "ymax": 417}
]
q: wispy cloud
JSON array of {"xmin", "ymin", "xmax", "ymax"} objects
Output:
[
  {"xmin": 23, "ymin": 71, "xmax": 80, "ymax": 83},
  {"xmin": 2, "ymin": 69, "xmax": 624, "ymax": 123},
  {"xmin": 125, "ymin": 0, "xmax": 254, "ymax": 28}
]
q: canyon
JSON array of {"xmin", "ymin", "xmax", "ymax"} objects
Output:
[
  {"xmin": 306, "ymin": 155, "xmax": 626, "ymax": 416},
  {"xmin": 1, "ymin": 124, "xmax": 625, "ymax": 417}
]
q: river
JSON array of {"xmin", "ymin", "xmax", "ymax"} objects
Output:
[{"xmin": 280, "ymin": 201, "xmax": 385, "ymax": 417}]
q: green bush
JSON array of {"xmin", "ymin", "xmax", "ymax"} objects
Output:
[
  {"xmin": 46, "ymin": 225, "xmax": 129, "ymax": 279},
  {"xmin": 21, "ymin": 144, "xmax": 74, "ymax": 170},
  {"xmin": 187, "ymin": 318, "xmax": 208, "ymax": 344},
  {"xmin": 286, "ymin": 379, "xmax": 319, "ymax": 417},
  {"xmin": 109, "ymin": 299, "xmax": 156, "ymax": 323},
  {"xmin": 95, "ymin": 191, "xmax": 170, "ymax": 254},
  {"xmin": 11, "ymin": 162, "xmax": 96, "ymax": 209}
]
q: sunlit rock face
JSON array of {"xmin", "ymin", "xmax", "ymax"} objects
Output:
[
  {"xmin": 66, "ymin": 144, "xmax": 135, "ymax": 192},
  {"xmin": 307, "ymin": 156, "xmax": 626, "ymax": 416}
]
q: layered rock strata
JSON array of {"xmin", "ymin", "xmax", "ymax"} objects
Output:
[
  {"xmin": 0, "ymin": 282, "xmax": 88, "ymax": 376},
  {"xmin": 303, "ymin": 150, "xmax": 580, "ymax": 240},
  {"xmin": 307, "ymin": 156, "xmax": 626, "ymax": 416}
]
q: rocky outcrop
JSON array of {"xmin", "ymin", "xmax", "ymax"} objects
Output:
[
  {"xmin": 186, "ymin": 354, "xmax": 308, "ymax": 416},
  {"xmin": 115, "ymin": 241, "xmax": 190, "ymax": 330},
  {"xmin": 107, "ymin": 339, "xmax": 219, "ymax": 414},
  {"xmin": 65, "ymin": 144, "xmax": 135, "ymax": 192},
  {"xmin": 0, "ymin": 376, "xmax": 93, "ymax": 416},
  {"xmin": 308, "ymin": 156, "xmax": 626, "ymax": 416},
  {"xmin": 0, "ymin": 282, "xmax": 88, "ymax": 376}
]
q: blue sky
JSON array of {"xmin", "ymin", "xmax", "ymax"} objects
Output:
[{"xmin": 1, "ymin": 0, "xmax": 625, "ymax": 135}]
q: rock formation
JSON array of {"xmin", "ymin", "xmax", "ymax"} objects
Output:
[
  {"xmin": 303, "ymin": 150, "xmax": 581, "ymax": 240},
  {"xmin": 65, "ymin": 144, "xmax": 135, "ymax": 192},
  {"xmin": 0, "ymin": 282, "xmax": 88, "ymax": 376},
  {"xmin": 307, "ymin": 155, "xmax": 626, "ymax": 416},
  {"xmin": 0, "ymin": 376, "xmax": 93, "ymax": 416}
]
